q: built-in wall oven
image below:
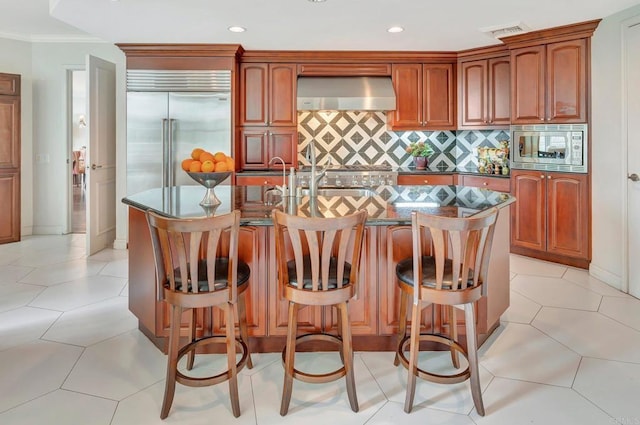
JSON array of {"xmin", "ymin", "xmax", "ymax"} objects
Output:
[{"xmin": 510, "ymin": 124, "xmax": 587, "ymax": 173}]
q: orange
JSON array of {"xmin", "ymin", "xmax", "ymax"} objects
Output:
[
  {"xmin": 214, "ymin": 161, "xmax": 228, "ymax": 172},
  {"xmin": 225, "ymin": 157, "xmax": 235, "ymax": 171},
  {"xmin": 181, "ymin": 158, "xmax": 193, "ymax": 171},
  {"xmin": 214, "ymin": 152, "xmax": 227, "ymax": 163},
  {"xmin": 189, "ymin": 160, "xmax": 202, "ymax": 172},
  {"xmin": 199, "ymin": 151, "xmax": 215, "ymax": 164},
  {"xmin": 191, "ymin": 148, "xmax": 204, "ymax": 160},
  {"xmin": 201, "ymin": 160, "xmax": 215, "ymax": 173}
]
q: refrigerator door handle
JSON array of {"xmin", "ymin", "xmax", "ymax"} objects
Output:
[
  {"xmin": 162, "ymin": 118, "xmax": 169, "ymax": 187},
  {"xmin": 168, "ymin": 118, "xmax": 175, "ymax": 187}
]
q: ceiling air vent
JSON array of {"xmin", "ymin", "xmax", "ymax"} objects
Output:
[{"xmin": 480, "ymin": 22, "xmax": 531, "ymax": 39}]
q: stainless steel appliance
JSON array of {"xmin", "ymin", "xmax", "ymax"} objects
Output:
[
  {"xmin": 510, "ymin": 124, "xmax": 587, "ymax": 173},
  {"xmin": 126, "ymin": 70, "xmax": 232, "ymax": 195},
  {"xmin": 296, "ymin": 164, "xmax": 398, "ymax": 187}
]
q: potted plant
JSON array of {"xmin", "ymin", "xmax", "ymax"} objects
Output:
[{"xmin": 405, "ymin": 141, "xmax": 434, "ymax": 170}]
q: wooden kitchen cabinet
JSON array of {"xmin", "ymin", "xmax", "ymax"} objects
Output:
[
  {"xmin": 0, "ymin": 73, "xmax": 20, "ymax": 244},
  {"xmin": 239, "ymin": 63, "xmax": 297, "ymax": 127},
  {"xmin": 459, "ymin": 174, "xmax": 510, "ymax": 192},
  {"xmin": 510, "ymin": 39, "xmax": 587, "ymax": 124},
  {"xmin": 397, "ymin": 174, "xmax": 454, "ymax": 186},
  {"xmin": 459, "ymin": 56, "xmax": 510, "ymax": 128},
  {"xmin": 238, "ymin": 127, "xmax": 297, "ymax": 170},
  {"xmin": 510, "ymin": 169, "xmax": 589, "ymax": 267},
  {"xmin": 389, "ymin": 63, "xmax": 455, "ymax": 130}
]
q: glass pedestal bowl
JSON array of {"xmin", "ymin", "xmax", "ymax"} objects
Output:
[{"xmin": 186, "ymin": 172, "xmax": 232, "ymax": 207}]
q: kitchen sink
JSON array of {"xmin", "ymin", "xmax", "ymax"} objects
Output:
[{"xmin": 299, "ymin": 188, "xmax": 377, "ymax": 197}]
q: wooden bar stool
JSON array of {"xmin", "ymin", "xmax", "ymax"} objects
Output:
[
  {"xmin": 146, "ymin": 210, "xmax": 253, "ymax": 419},
  {"xmin": 272, "ymin": 209, "xmax": 368, "ymax": 416},
  {"xmin": 394, "ymin": 207, "xmax": 498, "ymax": 415}
]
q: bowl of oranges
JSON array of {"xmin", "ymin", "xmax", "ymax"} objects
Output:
[{"xmin": 182, "ymin": 148, "xmax": 235, "ymax": 207}]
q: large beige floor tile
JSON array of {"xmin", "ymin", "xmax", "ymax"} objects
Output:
[
  {"xmin": 470, "ymin": 377, "xmax": 614, "ymax": 424},
  {"xmin": 511, "ymin": 275, "xmax": 602, "ymax": 311},
  {"xmin": 18, "ymin": 258, "xmax": 107, "ymax": 286},
  {"xmin": 509, "ymin": 254, "xmax": 567, "ymax": 277},
  {"xmin": 0, "ymin": 264, "xmax": 35, "ymax": 284},
  {"xmin": 0, "ymin": 306, "xmax": 61, "ymax": 351},
  {"xmin": 479, "ymin": 322, "xmax": 581, "ymax": 387},
  {"xmin": 0, "ymin": 283, "xmax": 44, "ymax": 313},
  {"xmin": 29, "ymin": 274, "xmax": 127, "ymax": 311},
  {"xmin": 533, "ymin": 307, "xmax": 640, "ymax": 363},
  {"xmin": 599, "ymin": 296, "xmax": 640, "ymax": 331},
  {"xmin": 563, "ymin": 268, "xmax": 630, "ymax": 297},
  {"xmin": 0, "ymin": 340, "xmax": 83, "ymax": 412},
  {"xmin": 0, "ymin": 389, "xmax": 116, "ymax": 425},
  {"xmin": 501, "ymin": 290, "xmax": 541, "ymax": 324},
  {"xmin": 366, "ymin": 400, "xmax": 476, "ymax": 424}
]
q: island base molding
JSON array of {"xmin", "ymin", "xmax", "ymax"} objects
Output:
[
  {"xmin": 138, "ymin": 322, "xmax": 500, "ymax": 355},
  {"xmin": 510, "ymin": 245, "xmax": 590, "ymax": 269}
]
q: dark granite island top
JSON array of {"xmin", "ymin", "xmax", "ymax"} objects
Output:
[
  {"xmin": 122, "ymin": 184, "xmax": 514, "ymax": 225},
  {"xmin": 122, "ymin": 184, "xmax": 514, "ymax": 354}
]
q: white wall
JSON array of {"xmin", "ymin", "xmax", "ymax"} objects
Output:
[
  {"xmin": 29, "ymin": 42, "xmax": 127, "ymax": 246},
  {"xmin": 590, "ymin": 4, "xmax": 640, "ymax": 289},
  {"xmin": 0, "ymin": 38, "xmax": 34, "ymax": 236}
]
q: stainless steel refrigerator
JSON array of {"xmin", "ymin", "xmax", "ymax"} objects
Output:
[{"xmin": 126, "ymin": 70, "xmax": 232, "ymax": 195}]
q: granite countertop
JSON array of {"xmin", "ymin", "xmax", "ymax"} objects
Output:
[
  {"xmin": 123, "ymin": 184, "xmax": 514, "ymax": 226},
  {"xmin": 237, "ymin": 168, "xmax": 511, "ymax": 179}
]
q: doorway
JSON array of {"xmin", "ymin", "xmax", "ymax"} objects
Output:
[
  {"xmin": 70, "ymin": 69, "xmax": 87, "ymax": 234},
  {"xmin": 625, "ymin": 17, "xmax": 640, "ymax": 298}
]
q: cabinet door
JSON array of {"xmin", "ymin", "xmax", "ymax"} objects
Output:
[
  {"xmin": 0, "ymin": 172, "xmax": 19, "ymax": 244},
  {"xmin": 239, "ymin": 63, "xmax": 268, "ymax": 126},
  {"xmin": 511, "ymin": 46, "xmax": 546, "ymax": 124},
  {"xmin": 0, "ymin": 96, "xmax": 20, "ymax": 169},
  {"xmin": 389, "ymin": 64, "xmax": 423, "ymax": 128},
  {"xmin": 546, "ymin": 172, "xmax": 589, "ymax": 258},
  {"xmin": 546, "ymin": 39, "xmax": 587, "ymax": 123},
  {"xmin": 510, "ymin": 170, "xmax": 546, "ymax": 251},
  {"xmin": 268, "ymin": 127, "xmax": 298, "ymax": 167},
  {"xmin": 488, "ymin": 57, "xmax": 511, "ymax": 126},
  {"xmin": 268, "ymin": 64, "xmax": 297, "ymax": 126},
  {"xmin": 460, "ymin": 60, "xmax": 487, "ymax": 127},
  {"xmin": 461, "ymin": 175, "xmax": 510, "ymax": 192},
  {"xmin": 0, "ymin": 73, "xmax": 20, "ymax": 96},
  {"xmin": 239, "ymin": 128, "xmax": 268, "ymax": 170},
  {"xmin": 423, "ymin": 64, "xmax": 455, "ymax": 129}
]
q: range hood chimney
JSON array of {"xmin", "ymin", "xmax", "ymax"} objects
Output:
[{"xmin": 297, "ymin": 77, "xmax": 396, "ymax": 111}]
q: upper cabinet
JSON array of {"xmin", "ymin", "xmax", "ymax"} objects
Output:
[
  {"xmin": 239, "ymin": 63, "xmax": 297, "ymax": 127},
  {"xmin": 458, "ymin": 56, "xmax": 510, "ymax": 128},
  {"xmin": 510, "ymin": 39, "xmax": 587, "ymax": 124},
  {"xmin": 388, "ymin": 63, "xmax": 455, "ymax": 130}
]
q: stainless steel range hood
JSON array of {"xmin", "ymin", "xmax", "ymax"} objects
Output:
[{"xmin": 297, "ymin": 77, "xmax": 396, "ymax": 111}]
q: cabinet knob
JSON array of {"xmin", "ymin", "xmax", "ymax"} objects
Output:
[
  {"xmin": 540, "ymin": 175, "xmax": 545, "ymax": 179},
  {"xmin": 424, "ymin": 179, "xmax": 429, "ymax": 184},
  {"xmin": 547, "ymin": 175, "xmax": 552, "ymax": 179},
  {"xmin": 483, "ymin": 182, "xmax": 488, "ymax": 186},
  {"xmin": 264, "ymin": 132, "xmax": 268, "ymax": 136}
]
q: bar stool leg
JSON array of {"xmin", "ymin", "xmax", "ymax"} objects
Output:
[
  {"xmin": 186, "ymin": 308, "xmax": 196, "ymax": 370},
  {"xmin": 448, "ymin": 306, "xmax": 460, "ymax": 368},
  {"xmin": 237, "ymin": 294, "xmax": 253, "ymax": 369},
  {"xmin": 394, "ymin": 289, "xmax": 408, "ymax": 366},
  {"xmin": 338, "ymin": 302, "xmax": 358, "ymax": 412},
  {"xmin": 225, "ymin": 302, "xmax": 241, "ymax": 418},
  {"xmin": 404, "ymin": 301, "xmax": 422, "ymax": 413},
  {"xmin": 161, "ymin": 305, "xmax": 182, "ymax": 419},
  {"xmin": 465, "ymin": 302, "xmax": 485, "ymax": 416},
  {"xmin": 280, "ymin": 301, "xmax": 299, "ymax": 416}
]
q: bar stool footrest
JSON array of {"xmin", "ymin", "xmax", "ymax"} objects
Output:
[
  {"xmin": 282, "ymin": 333, "xmax": 347, "ymax": 384},
  {"xmin": 176, "ymin": 335, "xmax": 249, "ymax": 387},
  {"xmin": 397, "ymin": 333, "xmax": 470, "ymax": 384}
]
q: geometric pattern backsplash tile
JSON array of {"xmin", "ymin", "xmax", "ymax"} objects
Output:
[{"xmin": 297, "ymin": 111, "xmax": 510, "ymax": 172}]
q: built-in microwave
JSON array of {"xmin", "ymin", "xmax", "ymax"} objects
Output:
[{"xmin": 510, "ymin": 124, "xmax": 588, "ymax": 173}]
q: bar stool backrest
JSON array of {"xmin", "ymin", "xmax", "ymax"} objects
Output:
[
  {"xmin": 412, "ymin": 207, "xmax": 498, "ymax": 298},
  {"xmin": 272, "ymin": 210, "xmax": 367, "ymax": 293},
  {"xmin": 146, "ymin": 210, "xmax": 241, "ymax": 302}
]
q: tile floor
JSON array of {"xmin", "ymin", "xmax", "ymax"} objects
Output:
[{"xmin": 1, "ymin": 234, "xmax": 640, "ymax": 424}]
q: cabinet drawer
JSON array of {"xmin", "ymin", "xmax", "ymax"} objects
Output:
[
  {"xmin": 461, "ymin": 175, "xmax": 510, "ymax": 192},
  {"xmin": 236, "ymin": 175, "xmax": 283, "ymax": 186},
  {"xmin": 397, "ymin": 174, "xmax": 454, "ymax": 186}
]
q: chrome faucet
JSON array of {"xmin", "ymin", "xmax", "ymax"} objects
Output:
[
  {"xmin": 268, "ymin": 156, "xmax": 287, "ymax": 196},
  {"xmin": 305, "ymin": 142, "xmax": 326, "ymax": 197}
]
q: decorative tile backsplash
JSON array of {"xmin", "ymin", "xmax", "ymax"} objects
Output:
[{"xmin": 297, "ymin": 111, "xmax": 510, "ymax": 172}]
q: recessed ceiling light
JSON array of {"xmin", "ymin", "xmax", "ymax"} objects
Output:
[
  {"xmin": 228, "ymin": 26, "xmax": 246, "ymax": 33},
  {"xmin": 387, "ymin": 26, "xmax": 404, "ymax": 33}
]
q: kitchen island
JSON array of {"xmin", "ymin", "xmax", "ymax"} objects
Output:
[{"xmin": 123, "ymin": 184, "xmax": 514, "ymax": 353}]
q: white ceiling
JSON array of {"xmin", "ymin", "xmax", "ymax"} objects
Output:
[{"xmin": 1, "ymin": 0, "xmax": 639, "ymax": 50}]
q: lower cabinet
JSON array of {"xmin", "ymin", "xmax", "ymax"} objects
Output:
[
  {"xmin": 458, "ymin": 174, "xmax": 510, "ymax": 192},
  {"xmin": 510, "ymin": 169, "xmax": 589, "ymax": 267},
  {"xmin": 397, "ymin": 174, "xmax": 454, "ymax": 185}
]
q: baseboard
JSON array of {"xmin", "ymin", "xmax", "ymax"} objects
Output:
[
  {"xmin": 589, "ymin": 263, "xmax": 624, "ymax": 292},
  {"xmin": 113, "ymin": 238, "xmax": 128, "ymax": 250},
  {"xmin": 32, "ymin": 225, "xmax": 64, "ymax": 235},
  {"xmin": 21, "ymin": 226, "xmax": 33, "ymax": 236}
]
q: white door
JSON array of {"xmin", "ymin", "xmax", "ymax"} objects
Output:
[
  {"xmin": 626, "ymin": 18, "xmax": 640, "ymax": 298},
  {"xmin": 86, "ymin": 55, "xmax": 116, "ymax": 255}
]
